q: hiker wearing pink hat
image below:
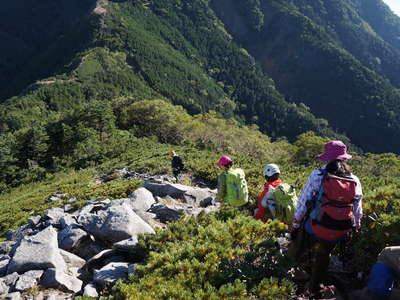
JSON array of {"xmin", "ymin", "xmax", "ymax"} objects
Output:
[
  {"xmin": 289, "ymin": 140, "xmax": 363, "ymax": 298},
  {"xmin": 215, "ymin": 155, "xmax": 249, "ymax": 208}
]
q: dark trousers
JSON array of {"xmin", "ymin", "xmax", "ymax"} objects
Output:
[{"xmin": 309, "ymin": 240, "xmax": 336, "ymax": 292}]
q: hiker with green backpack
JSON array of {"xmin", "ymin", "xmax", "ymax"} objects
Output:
[
  {"xmin": 215, "ymin": 155, "xmax": 249, "ymax": 209},
  {"xmin": 290, "ymin": 141, "xmax": 363, "ymax": 298},
  {"xmin": 254, "ymin": 163, "xmax": 298, "ymax": 224}
]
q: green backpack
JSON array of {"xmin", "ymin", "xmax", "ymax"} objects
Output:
[
  {"xmin": 273, "ymin": 183, "xmax": 298, "ymax": 224},
  {"xmin": 225, "ymin": 168, "xmax": 249, "ymax": 207}
]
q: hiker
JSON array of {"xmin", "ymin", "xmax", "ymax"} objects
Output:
[
  {"xmin": 215, "ymin": 155, "xmax": 249, "ymax": 208},
  {"xmin": 255, "ymin": 164, "xmax": 297, "ymax": 223},
  {"xmin": 168, "ymin": 151, "xmax": 185, "ymax": 182},
  {"xmin": 291, "ymin": 140, "xmax": 363, "ymax": 297},
  {"xmin": 350, "ymin": 246, "xmax": 400, "ymax": 300}
]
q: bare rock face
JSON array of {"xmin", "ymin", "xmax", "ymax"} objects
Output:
[
  {"xmin": 7, "ymin": 226, "xmax": 67, "ymax": 275},
  {"xmin": 78, "ymin": 204, "xmax": 155, "ymax": 243}
]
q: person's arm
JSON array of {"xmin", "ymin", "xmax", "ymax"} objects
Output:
[
  {"xmin": 216, "ymin": 172, "xmax": 226, "ymax": 203},
  {"xmin": 352, "ymin": 175, "xmax": 363, "ymax": 229},
  {"xmin": 293, "ymin": 171, "xmax": 319, "ymax": 227}
]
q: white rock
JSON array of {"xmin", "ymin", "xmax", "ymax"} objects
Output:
[
  {"xmin": 59, "ymin": 250, "xmax": 85, "ymax": 269},
  {"xmin": 83, "ymin": 283, "xmax": 99, "ymax": 298},
  {"xmin": 14, "ymin": 270, "xmax": 43, "ymax": 292},
  {"xmin": 7, "ymin": 227, "xmax": 67, "ymax": 274},
  {"xmin": 93, "ymin": 262, "xmax": 129, "ymax": 287},
  {"xmin": 41, "ymin": 268, "xmax": 82, "ymax": 293},
  {"xmin": 78, "ymin": 204, "xmax": 154, "ymax": 243}
]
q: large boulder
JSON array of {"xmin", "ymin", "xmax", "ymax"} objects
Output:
[
  {"xmin": 43, "ymin": 208, "xmax": 66, "ymax": 226},
  {"xmin": 126, "ymin": 187, "xmax": 156, "ymax": 212},
  {"xmin": 7, "ymin": 226, "xmax": 67, "ymax": 274},
  {"xmin": 78, "ymin": 204, "xmax": 154, "ymax": 243},
  {"xmin": 143, "ymin": 182, "xmax": 215, "ymax": 205},
  {"xmin": 93, "ymin": 262, "xmax": 129, "ymax": 287},
  {"xmin": 113, "ymin": 237, "xmax": 138, "ymax": 252},
  {"xmin": 58, "ymin": 225, "xmax": 88, "ymax": 252},
  {"xmin": 149, "ymin": 205, "xmax": 183, "ymax": 223},
  {"xmin": 14, "ymin": 270, "xmax": 43, "ymax": 292},
  {"xmin": 41, "ymin": 268, "xmax": 82, "ymax": 293},
  {"xmin": 59, "ymin": 250, "xmax": 85, "ymax": 269}
]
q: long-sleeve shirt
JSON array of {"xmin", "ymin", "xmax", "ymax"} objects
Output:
[{"xmin": 294, "ymin": 166, "xmax": 363, "ymax": 227}]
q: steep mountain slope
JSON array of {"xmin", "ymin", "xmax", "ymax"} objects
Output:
[
  {"xmin": 0, "ymin": 0, "xmax": 98, "ymax": 101},
  {"xmin": 212, "ymin": 0, "xmax": 400, "ymax": 153}
]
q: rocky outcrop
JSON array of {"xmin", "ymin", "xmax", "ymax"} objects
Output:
[{"xmin": 0, "ymin": 176, "xmax": 217, "ymax": 298}]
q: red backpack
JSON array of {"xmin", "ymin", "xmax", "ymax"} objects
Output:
[{"xmin": 311, "ymin": 173, "xmax": 357, "ymax": 241}]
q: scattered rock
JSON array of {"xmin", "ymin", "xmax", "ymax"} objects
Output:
[
  {"xmin": 113, "ymin": 237, "xmax": 138, "ymax": 251},
  {"xmin": 93, "ymin": 262, "xmax": 129, "ymax": 287},
  {"xmin": 126, "ymin": 187, "xmax": 156, "ymax": 212},
  {"xmin": 4, "ymin": 225, "xmax": 33, "ymax": 242},
  {"xmin": 7, "ymin": 226, "xmax": 67, "ymax": 274},
  {"xmin": 46, "ymin": 194, "xmax": 66, "ymax": 203},
  {"xmin": 43, "ymin": 208, "xmax": 66, "ymax": 226},
  {"xmin": 14, "ymin": 270, "xmax": 43, "ymax": 292},
  {"xmin": 0, "ymin": 272, "xmax": 19, "ymax": 293},
  {"xmin": 58, "ymin": 225, "xmax": 88, "ymax": 252},
  {"xmin": 85, "ymin": 249, "xmax": 117, "ymax": 273},
  {"xmin": 59, "ymin": 216, "xmax": 78, "ymax": 230},
  {"xmin": 83, "ymin": 283, "xmax": 99, "ymax": 298},
  {"xmin": 41, "ymin": 268, "xmax": 82, "ymax": 293},
  {"xmin": 59, "ymin": 250, "xmax": 85, "ymax": 269},
  {"xmin": 0, "ymin": 279, "xmax": 8, "ymax": 295},
  {"xmin": 149, "ymin": 205, "xmax": 183, "ymax": 223},
  {"xmin": 78, "ymin": 204, "xmax": 154, "ymax": 243},
  {"xmin": 68, "ymin": 198, "xmax": 78, "ymax": 204},
  {"xmin": 63, "ymin": 204, "xmax": 74, "ymax": 213},
  {"xmin": 28, "ymin": 216, "xmax": 42, "ymax": 228},
  {"xmin": 0, "ymin": 242, "xmax": 15, "ymax": 255},
  {"xmin": 0, "ymin": 256, "xmax": 9, "ymax": 277}
]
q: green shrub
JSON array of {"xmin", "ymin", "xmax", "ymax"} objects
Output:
[{"xmin": 112, "ymin": 207, "xmax": 294, "ymax": 299}]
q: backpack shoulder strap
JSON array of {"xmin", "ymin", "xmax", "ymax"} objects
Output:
[{"xmin": 309, "ymin": 168, "xmax": 328, "ymax": 220}]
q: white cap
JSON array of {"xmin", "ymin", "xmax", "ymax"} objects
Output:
[{"xmin": 263, "ymin": 164, "xmax": 280, "ymax": 177}]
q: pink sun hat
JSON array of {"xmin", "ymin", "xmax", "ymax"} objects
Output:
[
  {"xmin": 215, "ymin": 155, "xmax": 232, "ymax": 166},
  {"xmin": 318, "ymin": 141, "xmax": 352, "ymax": 161}
]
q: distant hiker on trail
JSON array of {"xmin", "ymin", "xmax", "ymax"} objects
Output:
[
  {"xmin": 254, "ymin": 163, "xmax": 297, "ymax": 224},
  {"xmin": 168, "ymin": 151, "xmax": 185, "ymax": 182},
  {"xmin": 215, "ymin": 155, "xmax": 249, "ymax": 209},
  {"xmin": 290, "ymin": 140, "xmax": 363, "ymax": 298},
  {"xmin": 350, "ymin": 246, "xmax": 400, "ymax": 300}
]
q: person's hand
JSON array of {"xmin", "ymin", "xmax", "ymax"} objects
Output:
[{"xmin": 290, "ymin": 226, "xmax": 299, "ymax": 241}]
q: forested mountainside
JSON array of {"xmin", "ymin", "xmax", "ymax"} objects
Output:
[
  {"xmin": 212, "ymin": 0, "xmax": 400, "ymax": 153},
  {"xmin": 1, "ymin": 0, "xmax": 400, "ymax": 192}
]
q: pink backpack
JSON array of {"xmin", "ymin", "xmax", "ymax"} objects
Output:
[{"xmin": 311, "ymin": 173, "xmax": 357, "ymax": 241}]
